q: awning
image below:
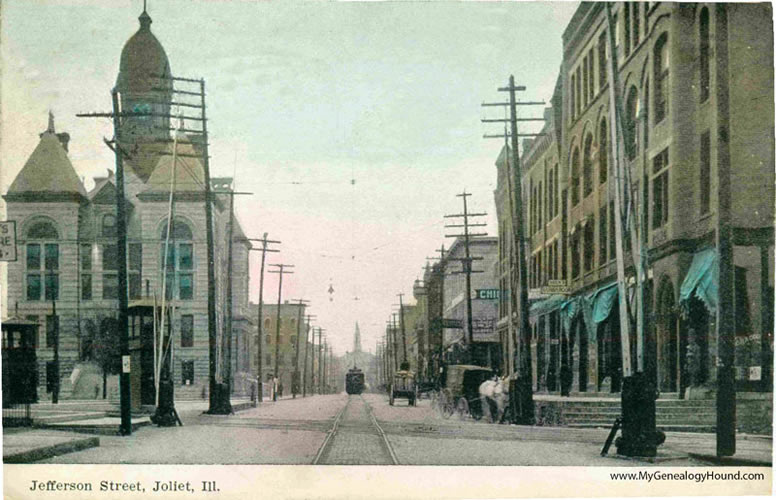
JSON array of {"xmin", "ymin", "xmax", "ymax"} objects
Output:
[
  {"xmin": 529, "ymin": 294, "xmax": 566, "ymax": 319},
  {"xmin": 591, "ymin": 283, "xmax": 619, "ymax": 324},
  {"xmin": 679, "ymin": 248, "xmax": 718, "ymax": 313}
]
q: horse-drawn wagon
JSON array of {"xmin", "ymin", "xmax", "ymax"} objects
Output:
[
  {"xmin": 433, "ymin": 365, "xmax": 494, "ymax": 420},
  {"xmin": 389, "ymin": 370, "xmax": 417, "ymax": 406}
]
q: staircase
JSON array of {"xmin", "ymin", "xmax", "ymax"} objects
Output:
[{"xmin": 536, "ymin": 396, "xmax": 717, "ymax": 433}]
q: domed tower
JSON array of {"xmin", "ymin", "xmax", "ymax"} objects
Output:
[{"xmin": 115, "ymin": 7, "xmax": 173, "ymax": 181}]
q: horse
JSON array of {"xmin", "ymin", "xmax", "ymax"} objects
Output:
[{"xmin": 478, "ymin": 376, "xmax": 509, "ymax": 423}]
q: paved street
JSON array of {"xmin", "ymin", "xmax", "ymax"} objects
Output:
[{"xmin": 29, "ymin": 393, "xmax": 746, "ymax": 466}]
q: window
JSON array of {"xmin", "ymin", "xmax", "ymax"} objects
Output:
[
  {"xmin": 129, "ymin": 243, "xmax": 142, "ymax": 299},
  {"xmin": 599, "ymin": 205, "xmax": 608, "ymax": 265},
  {"xmin": 82, "ymin": 274, "xmax": 92, "ymax": 300},
  {"xmin": 160, "ymin": 219, "xmax": 194, "ymax": 300},
  {"xmin": 25, "ymin": 315, "xmax": 39, "ymax": 347},
  {"xmin": 643, "ymin": 80, "xmax": 650, "ymax": 149},
  {"xmin": 548, "ymin": 168, "xmax": 555, "ymax": 220},
  {"xmin": 538, "ymin": 181, "xmax": 543, "ymax": 229},
  {"xmin": 102, "ymin": 245, "xmax": 118, "ymax": 299},
  {"xmin": 598, "ymin": 31, "xmax": 608, "ymax": 90},
  {"xmin": 652, "ymin": 148, "xmax": 670, "ymax": 229},
  {"xmin": 46, "ymin": 314, "xmax": 58, "ymax": 348},
  {"xmin": 571, "ymin": 147, "xmax": 581, "ymax": 206},
  {"xmin": 554, "ymin": 165, "xmax": 559, "ymax": 215},
  {"xmin": 699, "ymin": 8, "xmax": 710, "ymax": 102},
  {"xmin": 102, "ymin": 214, "xmax": 116, "ymax": 237},
  {"xmin": 599, "ymin": 120, "xmax": 609, "ymax": 184},
  {"xmin": 576, "ymin": 67, "xmax": 582, "ymax": 116},
  {"xmin": 584, "ymin": 220, "xmax": 595, "ymax": 273},
  {"xmin": 632, "ymin": 1, "xmax": 640, "ymax": 47},
  {"xmin": 588, "ymin": 48, "xmax": 595, "ymax": 100},
  {"xmin": 570, "ymin": 74, "xmax": 576, "ymax": 120},
  {"xmin": 583, "ymin": 134, "xmax": 594, "ymax": 197},
  {"xmin": 700, "ymin": 131, "xmax": 711, "ymax": 214},
  {"xmin": 181, "ymin": 314, "xmax": 194, "ymax": 347},
  {"xmin": 583, "ymin": 55, "xmax": 589, "ymax": 108},
  {"xmin": 654, "ymin": 34, "xmax": 669, "ymax": 123},
  {"xmin": 182, "ymin": 360, "xmax": 194, "ymax": 385},
  {"xmin": 25, "ymin": 221, "xmax": 59, "ymax": 301},
  {"xmin": 264, "ymin": 318, "xmax": 271, "ymax": 330},
  {"xmin": 624, "ymin": 3, "xmax": 631, "ymax": 56},
  {"xmin": 609, "ymin": 200, "xmax": 616, "ymax": 257},
  {"xmin": 571, "ymin": 229, "xmax": 580, "ymax": 279},
  {"xmin": 625, "ymin": 87, "xmax": 639, "ymax": 160}
]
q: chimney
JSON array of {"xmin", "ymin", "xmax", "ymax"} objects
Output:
[{"xmin": 56, "ymin": 132, "xmax": 70, "ymax": 152}]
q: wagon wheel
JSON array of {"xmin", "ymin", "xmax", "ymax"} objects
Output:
[{"xmin": 455, "ymin": 397, "xmax": 470, "ymax": 421}]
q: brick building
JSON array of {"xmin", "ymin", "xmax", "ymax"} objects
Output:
[
  {"xmin": 496, "ymin": 2, "xmax": 774, "ymax": 400},
  {"xmin": 251, "ymin": 301, "xmax": 308, "ymax": 392}
]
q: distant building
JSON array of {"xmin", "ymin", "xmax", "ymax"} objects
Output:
[{"xmin": 250, "ymin": 301, "xmax": 307, "ymax": 391}]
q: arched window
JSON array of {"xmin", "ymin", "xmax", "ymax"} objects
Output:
[
  {"xmin": 102, "ymin": 214, "xmax": 116, "ymax": 237},
  {"xmin": 25, "ymin": 220, "xmax": 59, "ymax": 301},
  {"xmin": 699, "ymin": 8, "xmax": 710, "ymax": 102},
  {"xmin": 626, "ymin": 86, "xmax": 639, "ymax": 160},
  {"xmin": 654, "ymin": 33, "xmax": 669, "ymax": 123},
  {"xmin": 290, "ymin": 318, "xmax": 296, "ymax": 330},
  {"xmin": 264, "ymin": 318, "xmax": 271, "ymax": 330},
  {"xmin": 571, "ymin": 147, "xmax": 581, "ymax": 206},
  {"xmin": 160, "ymin": 218, "xmax": 194, "ymax": 300},
  {"xmin": 599, "ymin": 120, "xmax": 608, "ymax": 184},
  {"xmin": 583, "ymin": 134, "xmax": 594, "ymax": 197}
]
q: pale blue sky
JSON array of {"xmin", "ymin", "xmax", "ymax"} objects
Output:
[{"xmin": 1, "ymin": 0, "xmax": 578, "ymax": 354}]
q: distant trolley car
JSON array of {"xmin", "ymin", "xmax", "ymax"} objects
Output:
[{"xmin": 345, "ymin": 367, "xmax": 365, "ymax": 395}]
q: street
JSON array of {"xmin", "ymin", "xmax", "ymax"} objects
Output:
[{"xmin": 35, "ymin": 393, "xmax": 706, "ymax": 466}]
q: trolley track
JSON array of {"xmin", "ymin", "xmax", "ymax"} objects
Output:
[{"xmin": 313, "ymin": 395, "xmax": 398, "ymax": 465}]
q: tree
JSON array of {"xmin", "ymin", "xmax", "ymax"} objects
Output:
[{"xmin": 94, "ymin": 317, "xmax": 121, "ymax": 399}]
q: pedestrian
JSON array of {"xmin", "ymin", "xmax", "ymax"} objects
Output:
[
  {"xmin": 278, "ymin": 381, "xmax": 284, "ymax": 399},
  {"xmin": 272, "ymin": 375, "xmax": 278, "ymax": 402}
]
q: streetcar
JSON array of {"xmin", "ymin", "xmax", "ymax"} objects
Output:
[{"xmin": 345, "ymin": 367, "xmax": 365, "ymax": 395}]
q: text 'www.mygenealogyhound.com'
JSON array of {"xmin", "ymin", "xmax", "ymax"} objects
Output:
[{"xmin": 610, "ymin": 470, "xmax": 766, "ymax": 483}]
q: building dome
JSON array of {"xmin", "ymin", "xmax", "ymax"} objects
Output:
[{"xmin": 115, "ymin": 10, "xmax": 172, "ymax": 93}]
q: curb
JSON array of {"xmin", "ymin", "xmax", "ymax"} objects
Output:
[
  {"xmin": 3, "ymin": 436, "xmax": 100, "ymax": 464},
  {"xmin": 687, "ymin": 452, "xmax": 772, "ymax": 467}
]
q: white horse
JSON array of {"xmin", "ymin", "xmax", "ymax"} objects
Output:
[{"xmin": 478, "ymin": 376, "xmax": 509, "ymax": 423}]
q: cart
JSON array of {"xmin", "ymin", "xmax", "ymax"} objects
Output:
[
  {"xmin": 433, "ymin": 365, "xmax": 493, "ymax": 420},
  {"xmin": 389, "ymin": 370, "xmax": 417, "ymax": 406}
]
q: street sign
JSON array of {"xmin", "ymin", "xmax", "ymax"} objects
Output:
[
  {"xmin": 122, "ymin": 355, "xmax": 131, "ymax": 373},
  {"xmin": 0, "ymin": 221, "xmax": 17, "ymax": 261},
  {"xmin": 442, "ymin": 318, "xmax": 463, "ymax": 329},
  {"xmin": 542, "ymin": 280, "xmax": 570, "ymax": 295},
  {"xmin": 476, "ymin": 289, "xmax": 500, "ymax": 300}
]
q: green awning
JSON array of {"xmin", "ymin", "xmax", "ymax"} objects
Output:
[
  {"xmin": 679, "ymin": 248, "xmax": 718, "ymax": 313},
  {"xmin": 591, "ymin": 283, "xmax": 619, "ymax": 324},
  {"xmin": 529, "ymin": 294, "xmax": 566, "ymax": 318}
]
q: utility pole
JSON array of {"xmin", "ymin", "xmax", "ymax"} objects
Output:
[
  {"xmin": 222, "ymin": 179, "xmax": 236, "ymax": 409},
  {"xmin": 268, "ymin": 263, "xmax": 294, "ymax": 398},
  {"xmin": 389, "ymin": 315, "xmax": 399, "ymax": 371},
  {"xmin": 322, "ymin": 339, "xmax": 328, "ymax": 394},
  {"xmin": 302, "ymin": 314, "xmax": 316, "ymax": 397},
  {"xmin": 290, "ymin": 299, "xmax": 309, "ymax": 398},
  {"xmin": 317, "ymin": 328, "xmax": 324, "ymax": 394},
  {"xmin": 444, "ymin": 192, "xmax": 487, "ymax": 362},
  {"xmin": 249, "ymin": 234, "xmax": 280, "ymax": 402},
  {"xmin": 481, "ymin": 76, "xmax": 545, "ymax": 424},
  {"xmin": 396, "ymin": 294, "xmax": 408, "ymax": 366}
]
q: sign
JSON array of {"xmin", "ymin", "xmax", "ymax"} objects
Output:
[
  {"xmin": 122, "ymin": 355, "xmax": 131, "ymax": 373},
  {"xmin": 542, "ymin": 280, "xmax": 570, "ymax": 295},
  {"xmin": 0, "ymin": 221, "xmax": 17, "ymax": 261},
  {"xmin": 749, "ymin": 366, "xmax": 762, "ymax": 381},
  {"xmin": 472, "ymin": 318, "xmax": 499, "ymax": 342},
  {"xmin": 442, "ymin": 318, "xmax": 463, "ymax": 329},
  {"xmin": 476, "ymin": 289, "xmax": 500, "ymax": 300},
  {"xmin": 528, "ymin": 289, "xmax": 549, "ymax": 301}
]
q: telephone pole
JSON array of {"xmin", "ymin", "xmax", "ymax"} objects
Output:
[
  {"xmin": 396, "ymin": 293, "xmax": 408, "ymax": 365},
  {"xmin": 322, "ymin": 339, "xmax": 328, "ymax": 394},
  {"xmin": 290, "ymin": 299, "xmax": 310, "ymax": 398},
  {"xmin": 481, "ymin": 76, "xmax": 545, "ymax": 424},
  {"xmin": 249, "ymin": 234, "xmax": 280, "ymax": 402},
  {"xmin": 444, "ymin": 192, "xmax": 487, "ymax": 359},
  {"xmin": 268, "ymin": 263, "xmax": 294, "ymax": 395},
  {"xmin": 317, "ymin": 329, "xmax": 324, "ymax": 394}
]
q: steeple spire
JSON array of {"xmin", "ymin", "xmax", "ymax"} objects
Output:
[
  {"xmin": 353, "ymin": 322, "xmax": 362, "ymax": 353},
  {"xmin": 47, "ymin": 111, "xmax": 55, "ymax": 134},
  {"xmin": 139, "ymin": 1, "xmax": 152, "ymax": 30}
]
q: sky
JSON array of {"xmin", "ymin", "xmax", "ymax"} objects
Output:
[{"xmin": 1, "ymin": 0, "xmax": 578, "ymax": 356}]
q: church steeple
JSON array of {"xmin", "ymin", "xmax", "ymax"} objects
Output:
[{"xmin": 353, "ymin": 323, "xmax": 362, "ymax": 353}]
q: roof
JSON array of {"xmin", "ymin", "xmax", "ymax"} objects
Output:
[
  {"xmin": 115, "ymin": 10, "xmax": 172, "ymax": 94},
  {"xmin": 7, "ymin": 120, "xmax": 86, "ymax": 198},
  {"xmin": 143, "ymin": 133, "xmax": 205, "ymax": 193}
]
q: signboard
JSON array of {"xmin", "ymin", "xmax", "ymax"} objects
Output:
[
  {"xmin": 542, "ymin": 280, "xmax": 570, "ymax": 295},
  {"xmin": 122, "ymin": 355, "xmax": 131, "ymax": 373},
  {"xmin": 528, "ymin": 289, "xmax": 549, "ymax": 301},
  {"xmin": 472, "ymin": 318, "xmax": 499, "ymax": 342},
  {"xmin": 0, "ymin": 221, "xmax": 17, "ymax": 261},
  {"xmin": 442, "ymin": 318, "xmax": 463, "ymax": 329},
  {"xmin": 476, "ymin": 289, "xmax": 500, "ymax": 300}
]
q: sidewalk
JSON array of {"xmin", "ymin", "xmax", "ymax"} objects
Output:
[{"xmin": 3, "ymin": 429, "xmax": 99, "ymax": 463}]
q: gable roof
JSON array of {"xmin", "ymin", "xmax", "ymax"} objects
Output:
[
  {"xmin": 7, "ymin": 129, "xmax": 86, "ymax": 198},
  {"xmin": 143, "ymin": 134, "xmax": 205, "ymax": 193}
]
